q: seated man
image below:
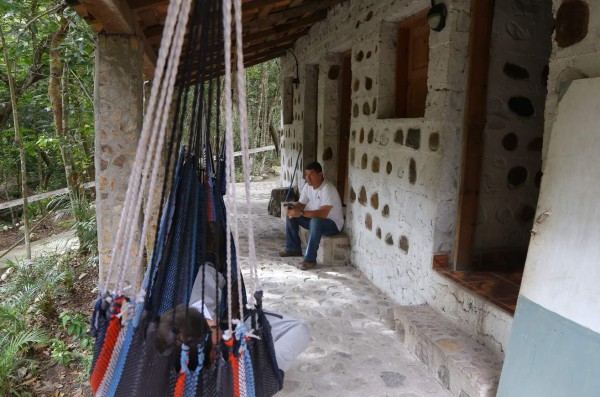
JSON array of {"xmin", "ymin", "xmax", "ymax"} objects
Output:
[{"xmin": 280, "ymin": 161, "xmax": 344, "ymax": 270}]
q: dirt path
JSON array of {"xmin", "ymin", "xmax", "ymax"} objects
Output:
[{"xmin": 0, "ymin": 229, "xmax": 78, "ymax": 268}]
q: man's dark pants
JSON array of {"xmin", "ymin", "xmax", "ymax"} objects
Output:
[{"xmin": 285, "ymin": 216, "xmax": 339, "ymax": 262}]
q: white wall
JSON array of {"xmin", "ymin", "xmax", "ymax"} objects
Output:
[{"xmin": 520, "ymin": 77, "xmax": 600, "ymax": 334}]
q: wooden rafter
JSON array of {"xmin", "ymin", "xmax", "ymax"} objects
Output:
[{"xmin": 71, "ymin": 0, "xmax": 350, "ymax": 80}]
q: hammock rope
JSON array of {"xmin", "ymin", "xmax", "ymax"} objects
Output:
[
  {"xmin": 102, "ymin": 0, "xmax": 190, "ymax": 293},
  {"xmin": 89, "ymin": 0, "xmax": 284, "ymax": 395}
]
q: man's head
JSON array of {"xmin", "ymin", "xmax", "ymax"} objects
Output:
[
  {"xmin": 304, "ymin": 161, "xmax": 324, "ymax": 188},
  {"xmin": 155, "ymin": 304, "xmax": 213, "ymax": 369}
]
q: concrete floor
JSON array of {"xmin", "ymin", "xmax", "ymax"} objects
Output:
[{"xmin": 233, "ymin": 178, "xmax": 451, "ymax": 397}]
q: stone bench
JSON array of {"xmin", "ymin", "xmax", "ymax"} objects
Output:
[
  {"xmin": 393, "ymin": 304, "xmax": 503, "ymax": 397},
  {"xmin": 298, "ymin": 228, "xmax": 350, "ymax": 266}
]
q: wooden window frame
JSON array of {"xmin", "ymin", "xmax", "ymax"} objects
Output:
[{"xmin": 395, "ymin": 8, "xmax": 430, "ymax": 118}]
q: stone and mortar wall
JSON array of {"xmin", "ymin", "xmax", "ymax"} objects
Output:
[
  {"xmin": 280, "ymin": 0, "xmax": 519, "ymax": 355},
  {"xmin": 544, "ymin": 0, "xmax": 600, "ymax": 165},
  {"xmin": 473, "ymin": 0, "xmax": 552, "ymax": 252},
  {"xmin": 95, "ymin": 34, "xmax": 144, "ymax": 289}
]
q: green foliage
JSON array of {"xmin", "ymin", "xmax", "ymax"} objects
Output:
[
  {"xmin": 0, "ymin": 257, "xmax": 56, "ymax": 394},
  {"xmin": 49, "ymin": 338, "xmax": 72, "ymax": 366},
  {"xmin": 1, "ymin": 0, "xmax": 96, "ymax": 199},
  {"xmin": 1, "ymin": 257, "xmax": 67, "ymax": 318},
  {"xmin": 0, "ymin": 328, "xmax": 47, "ymax": 395},
  {"xmin": 50, "ymin": 311, "xmax": 92, "ymax": 369},
  {"xmin": 0, "ymin": 250, "xmax": 94, "ymax": 395},
  {"xmin": 59, "ymin": 310, "xmax": 88, "ymax": 339}
]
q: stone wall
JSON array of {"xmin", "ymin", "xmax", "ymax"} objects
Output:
[
  {"xmin": 280, "ymin": 0, "xmax": 490, "ymax": 340},
  {"xmin": 473, "ymin": 0, "xmax": 552, "ymax": 252},
  {"xmin": 95, "ymin": 34, "xmax": 144, "ymax": 289}
]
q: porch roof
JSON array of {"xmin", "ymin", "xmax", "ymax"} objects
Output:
[{"xmin": 71, "ymin": 0, "xmax": 347, "ymax": 79}]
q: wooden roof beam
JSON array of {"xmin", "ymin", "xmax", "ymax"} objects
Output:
[{"xmin": 79, "ymin": 0, "xmax": 158, "ymax": 78}]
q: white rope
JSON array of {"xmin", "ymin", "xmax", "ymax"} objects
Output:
[
  {"xmin": 101, "ymin": 0, "xmax": 189, "ymax": 293},
  {"xmin": 127, "ymin": 0, "xmax": 192, "ymax": 288},
  {"xmin": 222, "ymin": 0, "xmax": 236, "ymax": 333},
  {"xmin": 102, "ymin": 0, "xmax": 179, "ymax": 291},
  {"xmin": 233, "ymin": 0, "xmax": 261, "ymax": 310},
  {"xmin": 115, "ymin": 0, "xmax": 191, "ymax": 291}
]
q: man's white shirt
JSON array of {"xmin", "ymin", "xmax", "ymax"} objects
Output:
[{"xmin": 298, "ymin": 179, "xmax": 344, "ymax": 231}]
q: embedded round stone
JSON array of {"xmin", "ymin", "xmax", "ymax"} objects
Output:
[
  {"xmin": 555, "ymin": 0, "xmax": 589, "ymax": 48},
  {"xmin": 507, "ymin": 166, "xmax": 527, "ymax": 188},
  {"xmin": 399, "ymin": 236, "xmax": 409, "ymax": 253},
  {"xmin": 409, "ymin": 158, "xmax": 417, "ymax": 184}
]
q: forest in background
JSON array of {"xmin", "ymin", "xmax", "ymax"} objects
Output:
[{"xmin": 0, "ymin": 0, "xmax": 282, "ymax": 248}]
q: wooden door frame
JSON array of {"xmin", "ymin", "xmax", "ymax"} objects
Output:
[
  {"xmin": 453, "ymin": 0, "xmax": 495, "ymax": 270},
  {"xmin": 336, "ymin": 51, "xmax": 352, "ymax": 203}
]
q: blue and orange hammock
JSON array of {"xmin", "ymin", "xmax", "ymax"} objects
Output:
[
  {"xmin": 89, "ymin": 152, "xmax": 283, "ymax": 397},
  {"xmin": 88, "ymin": 0, "xmax": 283, "ymax": 395}
]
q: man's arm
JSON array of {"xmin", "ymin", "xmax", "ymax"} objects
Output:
[
  {"xmin": 288, "ymin": 204, "xmax": 331, "ymax": 219},
  {"xmin": 286, "ymin": 201, "xmax": 306, "ymax": 217}
]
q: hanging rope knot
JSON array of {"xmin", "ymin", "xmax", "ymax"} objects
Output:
[
  {"xmin": 234, "ymin": 321, "xmax": 247, "ymax": 341},
  {"xmin": 135, "ymin": 288, "xmax": 146, "ymax": 304},
  {"xmin": 197, "ymin": 344, "xmax": 205, "ymax": 367},
  {"xmin": 109, "ymin": 295, "xmax": 125, "ymax": 319},
  {"xmin": 179, "ymin": 343, "xmax": 190, "ymax": 375},
  {"xmin": 245, "ymin": 330, "xmax": 260, "ymax": 340}
]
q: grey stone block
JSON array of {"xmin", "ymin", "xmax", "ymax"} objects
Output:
[{"xmin": 393, "ymin": 304, "xmax": 502, "ymax": 397}]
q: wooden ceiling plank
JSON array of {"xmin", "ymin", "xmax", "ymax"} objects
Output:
[
  {"xmin": 243, "ymin": 0, "xmax": 289, "ymax": 11},
  {"xmin": 243, "ymin": 38, "xmax": 299, "ymax": 56},
  {"xmin": 245, "ymin": 29, "xmax": 309, "ymax": 47},
  {"xmin": 75, "ymin": 0, "xmax": 349, "ymax": 80},
  {"xmin": 127, "ymin": 0, "xmax": 168, "ymax": 12},
  {"xmin": 244, "ymin": 0, "xmax": 340, "ymax": 31},
  {"xmin": 258, "ymin": 4, "xmax": 277, "ymax": 18}
]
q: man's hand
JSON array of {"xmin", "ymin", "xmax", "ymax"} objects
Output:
[
  {"xmin": 287, "ymin": 207, "xmax": 302, "ymax": 218},
  {"xmin": 286, "ymin": 202, "xmax": 305, "ymax": 218}
]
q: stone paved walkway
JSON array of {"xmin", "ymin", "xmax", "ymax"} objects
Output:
[
  {"xmin": 233, "ymin": 177, "xmax": 451, "ymax": 397},
  {"xmin": 1, "ymin": 176, "xmax": 452, "ymax": 396}
]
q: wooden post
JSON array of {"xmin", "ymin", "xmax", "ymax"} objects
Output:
[{"xmin": 453, "ymin": 0, "xmax": 495, "ymax": 270}]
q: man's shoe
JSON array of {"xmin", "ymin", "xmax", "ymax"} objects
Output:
[
  {"xmin": 299, "ymin": 260, "xmax": 317, "ymax": 270},
  {"xmin": 279, "ymin": 250, "xmax": 303, "ymax": 257}
]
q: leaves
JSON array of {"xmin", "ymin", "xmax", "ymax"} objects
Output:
[{"xmin": 0, "ymin": 0, "xmax": 95, "ymax": 197}]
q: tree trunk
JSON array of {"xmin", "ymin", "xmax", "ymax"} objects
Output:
[
  {"xmin": 71, "ymin": 83, "xmax": 95, "ymax": 181},
  {"xmin": 0, "ymin": 28, "xmax": 31, "ymax": 258},
  {"xmin": 49, "ymin": 18, "xmax": 79, "ymax": 210},
  {"xmin": 61, "ymin": 63, "xmax": 79, "ymax": 190}
]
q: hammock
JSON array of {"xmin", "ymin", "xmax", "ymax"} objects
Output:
[{"xmin": 88, "ymin": 0, "xmax": 284, "ymax": 395}]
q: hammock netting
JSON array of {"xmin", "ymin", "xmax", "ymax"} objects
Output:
[{"xmin": 88, "ymin": 0, "xmax": 284, "ymax": 395}]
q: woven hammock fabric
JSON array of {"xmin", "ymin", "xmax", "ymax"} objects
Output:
[{"xmin": 88, "ymin": 0, "xmax": 284, "ymax": 394}]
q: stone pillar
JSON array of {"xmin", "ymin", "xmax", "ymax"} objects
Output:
[{"xmin": 95, "ymin": 34, "xmax": 144, "ymax": 289}]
